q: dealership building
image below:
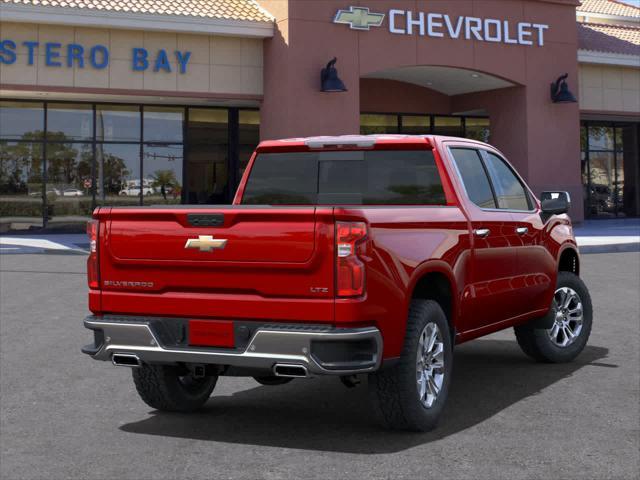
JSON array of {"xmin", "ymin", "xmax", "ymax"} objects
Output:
[{"xmin": 0, "ymin": 0, "xmax": 638, "ymax": 231}]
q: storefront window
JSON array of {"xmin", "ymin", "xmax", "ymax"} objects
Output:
[
  {"xmin": 47, "ymin": 103, "xmax": 93, "ymax": 141},
  {"xmin": 143, "ymin": 107, "xmax": 183, "ymax": 143},
  {"xmin": 46, "ymin": 143, "xmax": 93, "ymax": 227},
  {"xmin": 143, "ymin": 144, "xmax": 183, "ymax": 205},
  {"xmin": 588, "ymin": 126, "xmax": 614, "ymax": 151},
  {"xmin": 0, "ymin": 100, "xmax": 260, "ymax": 230},
  {"xmin": 361, "ymin": 114, "xmax": 399, "ymax": 134},
  {"xmin": 465, "ymin": 118, "xmax": 491, "ymax": 143},
  {"xmin": 582, "ymin": 121, "xmax": 639, "ymax": 218},
  {"xmin": 0, "ymin": 101, "xmax": 44, "ymax": 140},
  {"xmin": 96, "ymin": 143, "xmax": 141, "ymax": 206},
  {"xmin": 433, "ymin": 116, "xmax": 463, "ymax": 136},
  {"xmin": 401, "ymin": 115, "xmax": 430, "ymax": 135},
  {"xmin": 361, "ymin": 113, "xmax": 490, "ymax": 141},
  {"xmin": 0, "ymin": 141, "xmax": 44, "ymax": 230},
  {"xmin": 96, "ymin": 105, "xmax": 140, "ymax": 142},
  {"xmin": 186, "ymin": 108, "xmax": 229, "ymax": 204},
  {"xmin": 238, "ymin": 110, "xmax": 260, "ymax": 182}
]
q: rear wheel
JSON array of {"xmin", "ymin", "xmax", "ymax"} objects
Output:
[
  {"xmin": 132, "ymin": 364, "xmax": 217, "ymax": 412},
  {"xmin": 368, "ymin": 299, "xmax": 453, "ymax": 431},
  {"xmin": 514, "ymin": 271, "xmax": 592, "ymax": 363}
]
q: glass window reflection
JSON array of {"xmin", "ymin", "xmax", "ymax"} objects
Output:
[
  {"xmin": 0, "ymin": 101, "xmax": 44, "ymax": 140},
  {"xmin": 97, "ymin": 105, "xmax": 140, "ymax": 142},
  {"xmin": 360, "ymin": 114, "xmax": 399, "ymax": 135},
  {"xmin": 433, "ymin": 116, "xmax": 463, "ymax": 136},
  {"xmin": 47, "ymin": 143, "xmax": 94, "ymax": 227},
  {"xmin": 401, "ymin": 116, "xmax": 430, "ymax": 135},
  {"xmin": 47, "ymin": 103, "xmax": 93, "ymax": 141},
  {"xmin": 239, "ymin": 110, "xmax": 260, "ymax": 182},
  {"xmin": 96, "ymin": 143, "xmax": 141, "ymax": 206},
  {"xmin": 143, "ymin": 107, "xmax": 183, "ymax": 143},
  {"xmin": 186, "ymin": 108, "xmax": 229, "ymax": 204},
  {"xmin": 143, "ymin": 144, "xmax": 183, "ymax": 205},
  {"xmin": 588, "ymin": 126, "xmax": 614, "ymax": 151},
  {"xmin": 465, "ymin": 118, "xmax": 491, "ymax": 143},
  {"xmin": 0, "ymin": 141, "xmax": 44, "ymax": 229}
]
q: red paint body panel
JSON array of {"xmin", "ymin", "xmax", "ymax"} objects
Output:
[{"xmin": 89, "ymin": 135, "xmax": 579, "ymax": 361}]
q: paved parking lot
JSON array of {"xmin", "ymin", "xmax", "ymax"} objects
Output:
[{"xmin": 1, "ymin": 252, "xmax": 638, "ymax": 480}]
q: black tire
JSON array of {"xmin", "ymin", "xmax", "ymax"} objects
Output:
[
  {"xmin": 132, "ymin": 364, "xmax": 217, "ymax": 412},
  {"xmin": 514, "ymin": 271, "xmax": 593, "ymax": 363},
  {"xmin": 253, "ymin": 376, "xmax": 293, "ymax": 386},
  {"xmin": 368, "ymin": 299, "xmax": 453, "ymax": 432}
]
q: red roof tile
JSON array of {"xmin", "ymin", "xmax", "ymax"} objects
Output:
[
  {"xmin": 1, "ymin": 0, "xmax": 274, "ymax": 22},
  {"xmin": 578, "ymin": 22, "xmax": 640, "ymax": 55},
  {"xmin": 578, "ymin": 0, "xmax": 640, "ymax": 18}
]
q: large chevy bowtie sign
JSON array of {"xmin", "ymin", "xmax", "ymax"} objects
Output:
[{"xmin": 334, "ymin": 6, "xmax": 549, "ymax": 46}]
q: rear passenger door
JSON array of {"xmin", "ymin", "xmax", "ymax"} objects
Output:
[
  {"xmin": 480, "ymin": 150, "xmax": 556, "ymax": 315},
  {"xmin": 448, "ymin": 147, "xmax": 522, "ymax": 332}
]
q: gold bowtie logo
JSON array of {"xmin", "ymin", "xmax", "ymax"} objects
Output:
[{"xmin": 184, "ymin": 235, "xmax": 228, "ymax": 252}]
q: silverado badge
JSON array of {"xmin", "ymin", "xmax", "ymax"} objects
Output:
[{"xmin": 184, "ymin": 235, "xmax": 228, "ymax": 252}]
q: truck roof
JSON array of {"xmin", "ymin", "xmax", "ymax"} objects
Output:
[{"xmin": 256, "ymin": 134, "xmax": 490, "ymax": 152}]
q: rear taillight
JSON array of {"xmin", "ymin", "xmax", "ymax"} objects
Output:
[
  {"xmin": 336, "ymin": 221, "xmax": 367, "ymax": 298},
  {"xmin": 87, "ymin": 219, "xmax": 99, "ymax": 289}
]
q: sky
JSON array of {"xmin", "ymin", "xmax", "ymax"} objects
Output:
[{"xmin": 617, "ymin": 0, "xmax": 640, "ymax": 7}]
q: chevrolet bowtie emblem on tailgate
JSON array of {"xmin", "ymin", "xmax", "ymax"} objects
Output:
[
  {"xmin": 184, "ymin": 235, "xmax": 228, "ymax": 252},
  {"xmin": 334, "ymin": 6, "xmax": 385, "ymax": 31}
]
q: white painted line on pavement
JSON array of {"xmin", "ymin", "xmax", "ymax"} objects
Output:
[
  {"xmin": 576, "ymin": 236, "xmax": 640, "ymax": 246},
  {"xmin": 0, "ymin": 238, "xmax": 71, "ymax": 250}
]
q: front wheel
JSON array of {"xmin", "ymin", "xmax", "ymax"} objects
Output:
[
  {"xmin": 132, "ymin": 364, "xmax": 217, "ymax": 412},
  {"xmin": 368, "ymin": 299, "xmax": 453, "ymax": 431},
  {"xmin": 514, "ymin": 271, "xmax": 593, "ymax": 363}
]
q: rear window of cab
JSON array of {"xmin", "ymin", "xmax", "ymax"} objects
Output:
[{"xmin": 241, "ymin": 150, "xmax": 447, "ymax": 205}]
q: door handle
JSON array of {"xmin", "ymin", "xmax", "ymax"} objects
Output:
[
  {"xmin": 474, "ymin": 228, "xmax": 491, "ymax": 238},
  {"xmin": 516, "ymin": 227, "xmax": 529, "ymax": 235}
]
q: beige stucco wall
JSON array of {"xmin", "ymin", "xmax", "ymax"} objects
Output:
[
  {"xmin": 0, "ymin": 22, "xmax": 263, "ymax": 96},
  {"xmin": 579, "ymin": 63, "xmax": 640, "ymax": 113}
]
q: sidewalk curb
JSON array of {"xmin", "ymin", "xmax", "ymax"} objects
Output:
[{"xmin": 579, "ymin": 243, "xmax": 640, "ymax": 254}]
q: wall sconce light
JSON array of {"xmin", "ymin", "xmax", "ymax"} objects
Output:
[
  {"xmin": 550, "ymin": 73, "xmax": 577, "ymax": 104},
  {"xmin": 321, "ymin": 57, "xmax": 348, "ymax": 92}
]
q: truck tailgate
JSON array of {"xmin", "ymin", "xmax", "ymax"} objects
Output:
[{"xmin": 96, "ymin": 207, "xmax": 336, "ymax": 322}]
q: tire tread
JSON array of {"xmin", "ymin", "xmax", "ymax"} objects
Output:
[{"xmin": 369, "ymin": 299, "xmax": 452, "ymax": 431}]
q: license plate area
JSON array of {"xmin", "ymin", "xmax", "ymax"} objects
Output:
[{"xmin": 188, "ymin": 320, "xmax": 235, "ymax": 348}]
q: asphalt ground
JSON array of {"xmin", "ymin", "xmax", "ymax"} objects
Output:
[{"xmin": 0, "ymin": 252, "xmax": 638, "ymax": 480}]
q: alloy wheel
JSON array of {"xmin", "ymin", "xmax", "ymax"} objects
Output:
[
  {"xmin": 416, "ymin": 322, "xmax": 445, "ymax": 408},
  {"xmin": 548, "ymin": 286, "xmax": 584, "ymax": 347}
]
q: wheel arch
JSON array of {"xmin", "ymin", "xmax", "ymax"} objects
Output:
[
  {"xmin": 558, "ymin": 245, "xmax": 580, "ymax": 276},
  {"xmin": 407, "ymin": 261, "xmax": 459, "ymax": 343}
]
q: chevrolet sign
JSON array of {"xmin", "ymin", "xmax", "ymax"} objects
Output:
[
  {"xmin": 334, "ymin": 6, "xmax": 385, "ymax": 31},
  {"xmin": 334, "ymin": 6, "xmax": 549, "ymax": 47}
]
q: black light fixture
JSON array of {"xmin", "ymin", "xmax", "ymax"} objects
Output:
[
  {"xmin": 321, "ymin": 57, "xmax": 347, "ymax": 92},
  {"xmin": 550, "ymin": 73, "xmax": 577, "ymax": 104}
]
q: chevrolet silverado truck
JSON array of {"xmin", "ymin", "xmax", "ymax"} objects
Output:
[{"xmin": 82, "ymin": 135, "xmax": 592, "ymax": 431}]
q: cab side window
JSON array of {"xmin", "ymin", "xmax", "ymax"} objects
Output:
[
  {"xmin": 482, "ymin": 152, "xmax": 531, "ymax": 211},
  {"xmin": 450, "ymin": 148, "xmax": 496, "ymax": 208}
]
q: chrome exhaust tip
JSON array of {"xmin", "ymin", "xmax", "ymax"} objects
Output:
[
  {"xmin": 273, "ymin": 363, "xmax": 308, "ymax": 378},
  {"xmin": 112, "ymin": 353, "xmax": 141, "ymax": 368}
]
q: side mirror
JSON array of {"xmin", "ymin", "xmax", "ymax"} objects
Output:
[{"xmin": 540, "ymin": 191, "xmax": 571, "ymax": 216}]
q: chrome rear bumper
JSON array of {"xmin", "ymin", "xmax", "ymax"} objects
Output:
[{"xmin": 82, "ymin": 315, "xmax": 382, "ymax": 376}]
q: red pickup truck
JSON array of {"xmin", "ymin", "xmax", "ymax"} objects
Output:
[{"xmin": 82, "ymin": 135, "xmax": 592, "ymax": 431}]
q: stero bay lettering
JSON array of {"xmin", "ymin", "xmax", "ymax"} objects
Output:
[{"xmin": 0, "ymin": 40, "xmax": 192, "ymax": 73}]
